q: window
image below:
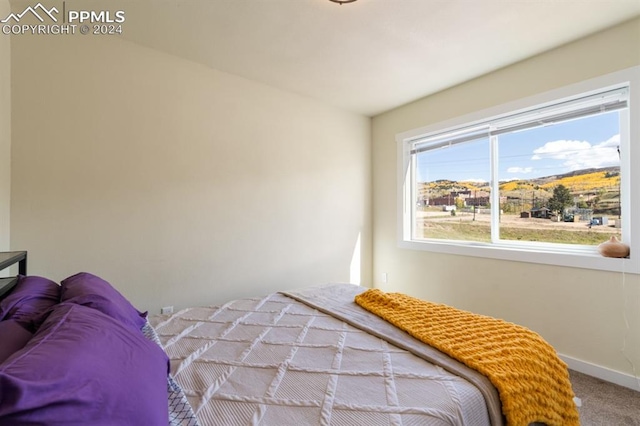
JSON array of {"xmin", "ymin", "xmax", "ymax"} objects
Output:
[{"xmin": 397, "ymin": 67, "xmax": 639, "ymax": 274}]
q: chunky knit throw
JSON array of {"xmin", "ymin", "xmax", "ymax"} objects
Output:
[{"xmin": 355, "ymin": 289, "xmax": 580, "ymax": 426}]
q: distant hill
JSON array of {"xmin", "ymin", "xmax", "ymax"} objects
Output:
[
  {"xmin": 421, "ymin": 179, "xmax": 489, "ymax": 195},
  {"xmin": 500, "ymin": 167, "xmax": 620, "ymax": 193},
  {"xmin": 420, "ymin": 167, "xmax": 620, "ymax": 197}
]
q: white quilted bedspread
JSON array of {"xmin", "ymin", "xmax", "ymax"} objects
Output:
[{"xmin": 150, "ymin": 289, "xmax": 491, "ymax": 426}]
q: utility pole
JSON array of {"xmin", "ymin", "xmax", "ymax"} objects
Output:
[{"xmin": 473, "ymin": 190, "xmax": 476, "ymax": 221}]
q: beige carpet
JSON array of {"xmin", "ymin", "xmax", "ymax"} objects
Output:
[{"xmin": 569, "ymin": 370, "xmax": 640, "ymax": 425}]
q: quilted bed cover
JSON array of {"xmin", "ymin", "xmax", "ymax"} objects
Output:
[{"xmin": 149, "ymin": 284, "xmax": 503, "ymax": 426}]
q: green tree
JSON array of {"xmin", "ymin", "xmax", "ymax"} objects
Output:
[
  {"xmin": 548, "ymin": 184, "xmax": 573, "ymax": 216},
  {"xmin": 577, "ymin": 198, "xmax": 588, "ymax": 209}
]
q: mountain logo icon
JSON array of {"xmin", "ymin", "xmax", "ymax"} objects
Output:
[{"xmin": 1, "ymin": 3, "xmax": 59, "ymax": 23}]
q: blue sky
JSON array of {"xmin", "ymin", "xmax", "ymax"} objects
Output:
[{"xmin": 416, "ymin": 111, "xmax": 620, "ymax": 183}]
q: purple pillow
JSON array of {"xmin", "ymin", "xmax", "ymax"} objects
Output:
[
  {"xmin": 0, "ymin": 303, "xmax": 169, "ymax": 425},
  {"xmin": 61, "ymin": 272, "xmax": 146, "ymax": 330},
  {"xmin": 0, "ymin": 276, "xmax": 60, "ymax": 332},
  {"xmin": 0, "ymin": 320, "xmax": 33, "ymax": 364}
]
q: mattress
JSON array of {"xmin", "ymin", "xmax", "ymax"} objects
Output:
[{"xmin": 149, "ymin": 284, "xmax": 503, "ymax": 425}]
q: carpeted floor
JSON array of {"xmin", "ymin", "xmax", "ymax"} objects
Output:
[{"xmin": 569, "ymin": 370, "xmax": 640, "ymax": 425}]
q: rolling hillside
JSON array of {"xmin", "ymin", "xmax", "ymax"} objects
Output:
[
  {"xmin": 419, "ymin": 166, "xmax": 621, "ymax": 215},
  {"xmin": 499, "ymin": 167, "xmax": 620, "ymax": 193}
]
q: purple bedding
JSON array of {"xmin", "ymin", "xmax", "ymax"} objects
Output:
[
  {"xmin": 0, "ymin": 303, "xmax": 169, "ymax": 425},
  {"xmin": 0, "ymin": 273, "xmax": 176, "ymax": 426},
  {"xmin": 0, "ymin": 320, "xmax": 32, "ymax": 364},
  {"xmin": 0, "ymin": 275, "xmax": 59, "ymax": 332},
  {"xmin": 61, "ymin": 272, "xmax": 147, "ymax": 331}
]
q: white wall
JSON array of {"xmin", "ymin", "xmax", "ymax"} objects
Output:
[
  {"xmin": 0, "ymin": 0, "xmax": 9, "ymax": 255},
  {"xmin": 372, "ymin": 19, "xmax": 640, "ymax": 384},
  {"xmin": 10, "ymin": 34, "xmax": 371, "ymax": 313}
]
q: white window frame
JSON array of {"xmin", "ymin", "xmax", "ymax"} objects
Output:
[{"xmin": 397, "ymin": 66, "xmax": 639, "ymax": 274}]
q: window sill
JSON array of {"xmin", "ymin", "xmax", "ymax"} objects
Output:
[{"xmin": 398, "ymin": 239, "xmax": 638, "ymax": 274}]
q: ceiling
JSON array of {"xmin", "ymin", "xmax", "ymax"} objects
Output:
[{"xmin": 92, "ymin": 1, "xmax": 640, "ymax": 116}]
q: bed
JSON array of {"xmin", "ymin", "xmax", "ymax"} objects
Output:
[{"xmin": 0, "ymin": 271, "xmax": 579, "ymax": 426}]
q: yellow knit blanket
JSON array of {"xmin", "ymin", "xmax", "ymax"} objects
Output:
[{"xmin": 355, "ymin": 289, "xmax": 579, "ymax": 426}]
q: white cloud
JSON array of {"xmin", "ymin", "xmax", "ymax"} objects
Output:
[
  {"xmin": 531, "ymin": 134, "xmax": 620, "ymax": 170},
  {"xmin": 506, "ymin": 166, "xmax": 533, "ymax": 174}
]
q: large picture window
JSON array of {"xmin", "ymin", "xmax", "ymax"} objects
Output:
[{"xmin": 397, "ymin": 67, "xmax": 639, "ymax": 274}]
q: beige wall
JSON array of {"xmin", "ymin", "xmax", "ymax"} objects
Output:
[
  {"xmin": 372, "ymin": 19, "xmax": 640, "ymax": 380},
  {"xmin": 10, "ymin": 34, "xmax": 371, "ymax": 312},
  {"xmin": 0, "ymin": 0, "xmax": 9, "ymax": 254}
]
